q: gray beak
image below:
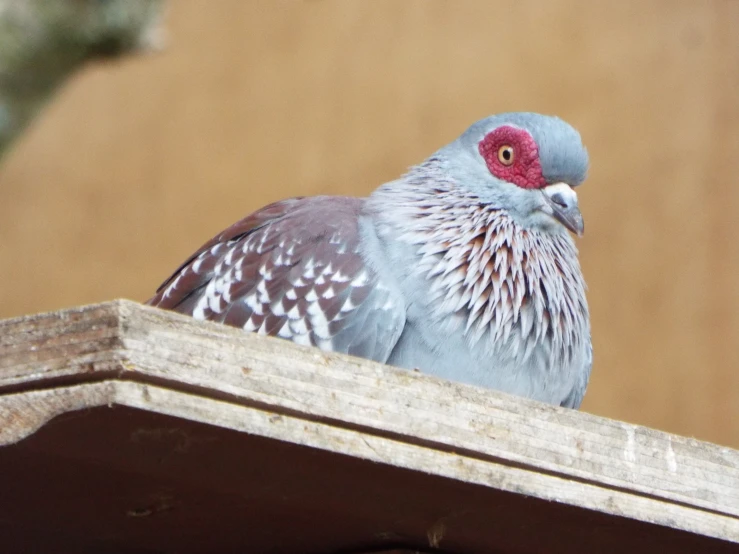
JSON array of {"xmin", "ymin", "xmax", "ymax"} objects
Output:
[{"xmin": 541, "ymin": 182, "xmax": 584, "ymax": 236}]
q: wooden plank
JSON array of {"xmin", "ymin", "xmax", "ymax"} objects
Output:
[
  {"xmin": 0, "ymin": 388, "xmax": 736, "ymax": 554},
  {"xmin": 1, "ymin": 300, "xmax": 738, "ymax": 552}
]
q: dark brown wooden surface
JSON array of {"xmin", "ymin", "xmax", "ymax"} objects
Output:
[
  {"xmin": 1, "ymin": 404, "xmax": 735, "ymax": 554},
  {"xmin": 0, "ymin": 1, "xmax": 738, "ymax": 450},
  {"xmin": 0, "ymin": 300, "xmax": 738, "ymax": 553}
]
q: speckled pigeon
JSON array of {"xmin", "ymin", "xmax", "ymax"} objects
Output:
[{"xmin": 148, "ymin": 112, "xmax": 592, "ymax": 408}]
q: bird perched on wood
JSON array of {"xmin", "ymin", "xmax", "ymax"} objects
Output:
[{"xmin": 148, "ymin": 112, "xmax": 592, "ymax": 408}]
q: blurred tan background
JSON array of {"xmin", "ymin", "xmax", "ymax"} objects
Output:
[{"xmin": 1, "ymin": 0, "xmax": 737, "ymax": 447}]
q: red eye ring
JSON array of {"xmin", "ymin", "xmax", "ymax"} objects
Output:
[
  {"xmin": 497, "ymin": 145, "xmax": 515, "ymax": 166},
  {"xmin": 479, "ymin": 126, "xmax": 546, "ymax": 189}
]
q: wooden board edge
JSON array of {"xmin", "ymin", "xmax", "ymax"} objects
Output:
[
  {"xmin": 0, "ymin": 381, "xmax": 116, "ymax": 445},
  {"xmin": 2, "ymin": 300, "xmax": 739, "ymax": 523},
  {"xmin": 0, "ymin": 376, "xmax": 737, "ymax": 545}
]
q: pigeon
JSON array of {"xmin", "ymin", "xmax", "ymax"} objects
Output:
[{"xmin": 148, "ymin": 112, "xmax": 592, "ymax": 408}]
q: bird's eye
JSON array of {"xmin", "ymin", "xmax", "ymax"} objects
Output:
[{"xmin": 497, "ymin": 145, "xmax": 515, "ymax": 166}]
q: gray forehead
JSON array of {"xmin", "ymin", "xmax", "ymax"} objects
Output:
[{"xmin": 460, "ymin": 112, "xmax": 589, "ymax": 186}]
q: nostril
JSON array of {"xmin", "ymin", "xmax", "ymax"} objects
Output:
[{"xmin": 550, "ymin": 193, "xmax": 568, "ymax": 208}]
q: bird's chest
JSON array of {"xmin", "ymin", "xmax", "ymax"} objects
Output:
[
  {"xmin": 370, "ymin": 202, "xmax": 589, "ymax": 403},
  {"xmin": 395, "ymin": 236, "xmax": 588, "ymax": 402},
  {"xmin": 395, "ymin": 298, "xmax": 585, "ymax": 404}
]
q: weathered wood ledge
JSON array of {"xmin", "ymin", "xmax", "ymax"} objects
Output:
[{"xmin": 0, "ymin": 300, "xmax": 737, "ymax": 553}]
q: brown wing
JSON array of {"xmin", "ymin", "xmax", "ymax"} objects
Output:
[{"xmin": 147, "ymin": 196, "xmax": 406, "ymax": 362}]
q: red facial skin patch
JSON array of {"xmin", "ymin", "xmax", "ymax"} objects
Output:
[{"xmin": 478, "ymin": 126, "xmax": 547, "ymax": 189}]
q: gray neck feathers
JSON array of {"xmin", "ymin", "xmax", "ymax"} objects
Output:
[{"xmin": 366, "ymin": 158, "xmax": 589, "ymax": 366}]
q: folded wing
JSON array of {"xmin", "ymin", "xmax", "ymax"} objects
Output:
[{"xmin": 148, "ymin": 196, "xmax": 406, "ymax": 363}]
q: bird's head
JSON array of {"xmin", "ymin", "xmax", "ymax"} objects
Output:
[{"xmin": 442, "ymin": 112, "xmax": 589, "ymax": 236}]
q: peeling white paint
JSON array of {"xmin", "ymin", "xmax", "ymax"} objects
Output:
[
  {"xmin": 666, "ymin": 436, "xmax": 678, "ymax": 473},
  {"xmin": 623, "ymin": 425, "xmax": 636, "ymax": 465}
]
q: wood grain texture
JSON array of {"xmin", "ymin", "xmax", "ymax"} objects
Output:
[
  {"xmin": 0, "ymin": 299, "xmax": 738, "ymax": 551},
  {"xmin": 3, "ymin": 406, "xmax": 732, "ymax": 554},
  {"xmin": 0, "ymin": 1, "xmax": 737, "ymax": 451}
]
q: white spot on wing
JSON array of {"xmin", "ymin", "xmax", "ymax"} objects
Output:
[
  {"xmin": 192, "ymin": 298, "xmax": 208, "ymax": 320},
  {"xmin": 308, "ymin": 303, "xmax": 331, "ymax": 339},
  {"xmin": 256, "ymin": 279, "xmax": 270, "ymax": 303},
  {"xmin": 272, "ymin": 299, "xmax": 285, "ymax": 316},
  {"xmin": 316, "ymin": 338, "xmax": 334, "ymax": 351},
  {"xmin": 276, "ymin": 321, "xmax": 292, "ymax": 338},
  {"xmin": 290, "ymin": 318, "xmax": 308, "ymax": 335},
  {"xmin": 224, "ymin": 246, "xmax": 237, "ymax": 265},
  {"xmin": 331, "ymin": 271, "xmax": 350, "ymax": 283},
  {"xmin": 287, "ymin": 304, "xmax": 301, "ymax": 319},
  {"xmin": 244, "ymin": 292, "xmax": 259, "ymax": 311},
  {"xmin": 305, "ymin": 289, "xmax": 318, "ymax": 302},
  {"xmin": 258, "ymin": 265, "xmax": 272, "ymax": 279},
  {"xmin": 351, "ymin": 271, "xmax": 369, "ymax": 287}
]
